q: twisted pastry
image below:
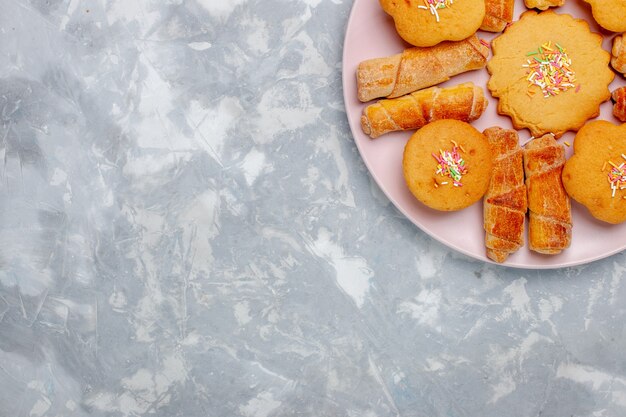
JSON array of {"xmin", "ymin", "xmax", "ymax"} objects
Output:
[
  {"xmin": 483, "ymin": 127, "xmax": 527, "ymax": 263},
  {"xmin": 360, "ymin": 82, "xmax": 488, "ymax": 139},
  {"xmin": 356, "ymin": 35, "xmax": 489, "ymax": 102},
  {"xmin": 523, "ymin": 135, "xmax": 572, "ymax": 254},
  {"xmin": 480, "ymin": 0, "xmax": 515, "ymax": 32}
]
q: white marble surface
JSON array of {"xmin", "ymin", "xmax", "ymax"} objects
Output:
[{"xmin": 1, "ymin": 0, "xmax": 626, "ymax": 416}]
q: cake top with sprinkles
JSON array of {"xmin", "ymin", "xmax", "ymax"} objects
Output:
[
  {"xmin": 523, "ymin": 41, "xmax": 577, "ymax": 98},
  {"xmin": 417, "ymin": 0, "xmax": 454, "ymax": 22},
  {"xmin": 606, "ymin": 154, "xmax": 626, "ymax": 198},
  {"xmin": 432, "ymin": 141, "xmax": 467, "ymax": 187}
]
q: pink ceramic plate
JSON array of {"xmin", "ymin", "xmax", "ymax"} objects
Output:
[{"xmin": 342, "ymin": 0, "xmax": 626, "ymax": 268}]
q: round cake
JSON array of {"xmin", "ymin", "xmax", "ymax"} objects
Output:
[
  {"xmin": 562, "ymin": 121, "xmax": 626, "ymax": 224},
  {"xmin": 403, "ymin": 119, "xmax": 493, "ymax": 211},
  {"xmin": 583, "ymin": 0, "xmax": 626, "ymax": 32},
  {"xmin": 379, "ymin": 0, "xmax": 486, "ymax": 47},
  {"xmin": 487, "ymin": 10, "xmax": 614, "ymax": 138}
]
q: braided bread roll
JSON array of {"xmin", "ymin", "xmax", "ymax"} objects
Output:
[
  {"xmin": 361, "ymin": 83, "xmax": 488, "ymax": 139},
  {"xmin": 480, "ymin": 0, "xmax": 515, "ymax": 32},
  {"xmin": 612, "ymin": 86, "xmax": 626, "ymax": 122},
  {"xmin": 356, "ymin": 35, "xmax": 489, "ymax": 102},
  {"xmin": 611, "ymin": 34, "xmax": 626, "ymax": 74},
  {"xmin": 483, "ymin": 127, "xmax": 527, "ymax": 263},
  {"xmin": 523, "ymin": 135, "xmax": 572, "ymax": 254}
]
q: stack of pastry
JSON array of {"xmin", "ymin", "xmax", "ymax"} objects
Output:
[
  {"xmin": 482, "ymin": 132, "xmax": 571, "ymax": 261},
  {"xmin": 351, "ymin": 0, "xmax": 626, "ymax": 264},
  {"xmin": 355, "ymin": 0, "xmax": 516, "ymax": 139},
  {"xmin": 357, "ymin": 35, "xmax": 490, "ymax": 139}
]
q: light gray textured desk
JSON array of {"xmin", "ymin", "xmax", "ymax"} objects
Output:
[{"xmin": 1, "ymin": 1, "xmax": 625, "ymax": 416}]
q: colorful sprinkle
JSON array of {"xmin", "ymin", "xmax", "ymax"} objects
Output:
[
  {"xmin": 607, "ymin": 155, "xmax": 626, "ymax": 198},
  {"xmin": 523, "ymin": 41, "xmax": 577, "ymax": 98},
  {"xmin": 418, "ymin": 0, "xmax": 454, "ymax": 22},
  {"xmin": 564, "ymin": 141, "xmax": 571, "ymax": 147},
  {"xmin": 432, "ymin": 143, "xmax": 467, "ymax": 187}
]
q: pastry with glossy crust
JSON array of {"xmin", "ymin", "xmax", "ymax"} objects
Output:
[
  {"xmin": 356, "ymin": 35, "xmax": 489, "ymax": 102},
  {"xmin": 481, "ymin": 0, "xmax": 515, "ymax": 31},
  {"xmin": 523, "ymin": 134, "xmax": 571, "ymax": 254},
  {"xmin": 361, "ymin": 82, "xmax": 488, "ymax": 138},
  {"xmin": 483, "ymin": 127, "xmax": 527, "ymax": 263}
]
